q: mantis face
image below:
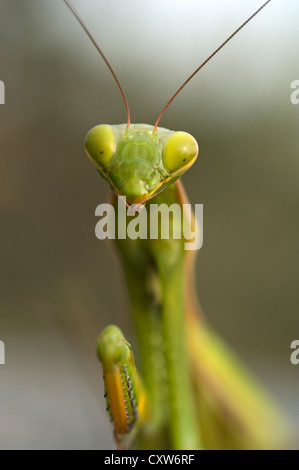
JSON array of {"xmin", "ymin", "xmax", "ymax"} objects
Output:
[{"xmin": 85, "ymin": 123, "xmax": 198, "ymax": 204}]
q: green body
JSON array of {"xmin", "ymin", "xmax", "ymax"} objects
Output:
[
  {"xmin": 91, "ymin": 124, "xmax": 286, "ymax": 449},
  {"xmin": 113, "ymin": 183, "xmax": 201, "ymax": 449}
]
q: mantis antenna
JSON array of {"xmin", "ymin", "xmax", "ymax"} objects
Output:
[
  {"xmin": 62, "ymin": 0, "xmax": 131, "ymax": 128},
  {"xmin": 63, "ymin": 0, "xmax": 272, "ymax": 131},
  {"xmin": 154, "ymin": 0, "xmax": 273, "ymax": 130}
]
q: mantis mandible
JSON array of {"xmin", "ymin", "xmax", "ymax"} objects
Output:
[{"xmin": 63, "ymin": 0, "xmax": 286, "ymax": 450}]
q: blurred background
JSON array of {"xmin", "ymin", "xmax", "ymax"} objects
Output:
[{"xmin": 0, "ymin": 0, "xmax": 298, "ymax": 449}]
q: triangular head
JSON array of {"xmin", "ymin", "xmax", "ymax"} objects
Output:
[{"xmin": 85, "ymin": 123, "xmax": 199, "ymax": 204}]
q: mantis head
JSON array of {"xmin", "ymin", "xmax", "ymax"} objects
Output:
[
  {"xmin": 64, "ymin": 0, "xmax": 272, "ymax": 204},
  {"xmin": 85, "ymin": 123, "xmax": 198, "ymax": 204}
]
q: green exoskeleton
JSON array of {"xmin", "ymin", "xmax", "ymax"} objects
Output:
[{"xmin": 63, "ymin": 0, "xmax": 286, "ymax": 449}]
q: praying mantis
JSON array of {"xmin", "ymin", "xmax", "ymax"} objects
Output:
[{"xmin": 63, "ymin": 0, "xmax": 286, "ymax": 450}]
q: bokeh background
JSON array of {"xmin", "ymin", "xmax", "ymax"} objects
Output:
[{"xmin": 0, "ymin": 0, "xmax": 298, "ymax": 449}]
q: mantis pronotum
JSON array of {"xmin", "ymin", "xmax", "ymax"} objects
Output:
[{"xmin": 63, "ymin": 0, "xmax": 286, "ymax": 450}]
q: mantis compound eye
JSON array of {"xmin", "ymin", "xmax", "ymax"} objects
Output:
[
  {"xmin": 162, "ymin": 131, "xmax": 199, "ymax": 174},
  {"xmin": 85, "ymin": 124, "xmax": 116, "ymax": 168}
]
